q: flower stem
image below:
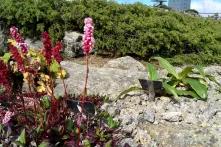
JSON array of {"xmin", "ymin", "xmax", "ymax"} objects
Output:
[
  {"xmin": 83, "ymin": 54, "xmax": 89, "ymax": 100},
  {"xmin": 20, "ymin": 95, "xmax": 28, "ymax": 122}
]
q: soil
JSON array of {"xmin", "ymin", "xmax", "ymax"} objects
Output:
[
  {"xmin": 64, "ymin": 55, "xmax": 149, "ymax": 68},
  {"xmin": 64, "ymin": 55, "xmax": 113, "ymax": 67}
]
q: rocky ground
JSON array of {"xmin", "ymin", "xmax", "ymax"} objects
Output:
[{"xmin": 55, "ymin": 56, "xmax": 221, "ymax": 147}]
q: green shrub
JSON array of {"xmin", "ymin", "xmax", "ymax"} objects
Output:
[{"xmin": 0, "ymin": 0, "xmax": 221, "ymax": 64}]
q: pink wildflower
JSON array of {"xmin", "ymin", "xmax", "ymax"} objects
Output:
[
  {"xmin": 2, "ymin": 111, "xmax": 14, "ymax": 124},
  {"xmin": 82, "ymin": 17, "xmax": 95, "ymax": 55},
  {"xmin": 10, "ymin": 26, "xmax": 28, "ymax": 53}
]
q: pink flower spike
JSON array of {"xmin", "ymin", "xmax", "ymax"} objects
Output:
[
  {"xmin": 82, "ymin": 17, "xmax": 95, "ymax": 55},
  {"xmin": 2, "ymin": 111, "xmax": 14, "ymax": 124}
]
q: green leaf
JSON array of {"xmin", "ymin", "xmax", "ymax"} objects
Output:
[
  {"xmin": 66, "ymin": 119, "xmax": 74, "ymax": 132},
  {"xmin": 178, "ymin": 66, "xmax": 193, "ymax": 80},
  {"xmin": 183, "ymin": 78, "xmax": 208, "ymax": 99},
  {"xmin": 153, "ymin": 57, "xmax": 179, "ymax": 79},
  {"xmin": 106, "ymin": 116, "xmax": 119, "ymax": 129},
  {"xmin": 176, "ymin": 89, "xmax": 199, "ymax": 98},
  {"xmin": 38, "ymin": 141, "xmax": 49, "ymax": 147},
  {"xmin": 195, "ymin": 65, "xmax": 206, "ymax": 78},
  {"xmin": 163, "ymin": 82, "xmax": 179, "ymax": 99},
  {"xmin": 195, "ymin": 65, "xmax": 221, "ymax": 87},
  {"xmin": 17, "ymin": 129, "xmax": 26, "ymax": 145},
  {"xmin": 1, "ymin": 53, "xmax": 11, "ymax": 63},
  {"xmin": 62, "ymin": 135, "xmax": 69, "ymax": 140},
  {"xmin": 0, "ymin": 124, "xmax": 3, "ymax": 133},
  {"xmin": 117, "ymin": 86, "xmax": 145, "ymax": 99},
  {"xmin": 82, "ymin": 139, "xmax": 91, "ymax": 147},
  {"xmin": 49, "ymin": 60, "xmax": 60, "ymax": 73},
  {"xmin": 207, "ymin": 75, "xmax": 221, "ymax": 87},
  {"xmin": 147, "ymin": 63, "xmax": 158, "ymax": 80},
  {"xmin": 105, "ymin": 140, "xmax": 112, "ymax": 147},
  {"xmin": 41, "ymin": 96, "xmax": 50, "ymax": 109}
]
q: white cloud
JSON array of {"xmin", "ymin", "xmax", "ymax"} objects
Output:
[{"xmin": 191, "ymin": 0, "xmax": 221, "ymax": 13}]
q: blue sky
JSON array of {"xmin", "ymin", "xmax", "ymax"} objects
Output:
[{"xmin": 117, "ymin": 0, "xmax": 221, "ymax": 13}]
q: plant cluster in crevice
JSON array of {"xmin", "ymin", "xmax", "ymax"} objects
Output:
[
  {"xmin": 0, "ymin": 19, "xmax": 120, "ymax": 146},
  {"xmin": 118, "ymin": 57, "xmax": 221, "ymax": 101}
]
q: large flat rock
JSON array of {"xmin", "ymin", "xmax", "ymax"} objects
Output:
[{"xmin": 55, "ymin": 61, "xmax": 148, "ymax": 100}]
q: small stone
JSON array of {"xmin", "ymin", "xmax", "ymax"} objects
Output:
[
  {"xmin": 161, "ymin": 112, "xmax": 183, "ymax": 122},
  {"xmin": 107, "ymin": 106, "xmax": 119, "ymax": 116},
  {"xmin": 134, "ymin": 128, "xmax": 151, "ymax": 146},
  {"xmin": 100, "ymin": 103, "xmax": 110, "ymax": 111},
  {"xmin": 139, "ymin": 109, "xmax": 156, "ymax": 123},
  {"xmin": 184, "ymin": 113, "xmax": 198, "ymax": 124},
  {"xmin": 122, "ymin": 122, "xmax": 137, "ymax": 134},
  {"xmin": 120, "ymin": 138, "xmax": 138, "ymax": 147},
  {"xmin": 103, "ymin": 56, "xmax": 146, "ymax": 71}
]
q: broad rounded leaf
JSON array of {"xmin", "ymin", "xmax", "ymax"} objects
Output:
[{"xmin": 183, "ymin": 78, "xmax": 208, "ymax": 99}]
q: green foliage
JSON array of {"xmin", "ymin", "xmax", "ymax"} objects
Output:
[
  {"xmin": 119, "ymin": 57, "xmax": 221, "ymax": 100},
  {"xmin": 49, "ymin": 59, "xmax": 60, "ymax": 73},
  {"xmin": 147, "ymin": 63, "xmax": 158, "ymax": 80},
  {"xmin": 183, "ymin": 78, "xmax": 207, "ymax": 99},
  {"xmin": 153, "ymin": 57, "xmax": 179, "ymax": 79},
  {"xmin": 117, "ymin": 86, "xmax": 144, "ymax": 99},
  {"xmin": 152, "ymin": 57, "xmax": 209, "ymax": 100},
  {"xmin": 106, "ymin": 116, "xmax": 119, "ymax": 129},
  {"xmin": 1, "ymin": 53, "xmax": 11, "ymax": 64},
  {"xmin": 38, "ymin": 141, "xmax": 49, "ymax": 147},
  {"xmin": 0, "ymin": 0, "xmax": 220, "ymax": 63},
  {"xmin": 16, "ymin": 129, "xmax": 26, "ymax": 145}
]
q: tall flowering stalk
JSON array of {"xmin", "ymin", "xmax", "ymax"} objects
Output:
[
  {"xmin": 10, "ymin": 26, "xmax": 28, "ymax": 54},
  {"xmin": 52, "ymin": 41, "xmax": 63, "ymax": 63},
  {"xmin": 41, "ymin": 32, "xmax": 53, "ymax": 64},
  {"xmin": 82, "ymin": 17, "xmax": 95, "ymax": 98},
  {"xmin": 8, "ymin": 44, "xmax": 25, "ymax": 72}
]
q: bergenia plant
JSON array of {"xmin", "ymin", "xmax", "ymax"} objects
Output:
[{"xmin": 82, "ymin": 17, "xmax": 95, "ymax": 98}]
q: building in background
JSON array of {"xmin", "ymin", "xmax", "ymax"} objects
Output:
[{"xmin": 168, "ymin": 0, "xmax": 191, "ymax": 11}]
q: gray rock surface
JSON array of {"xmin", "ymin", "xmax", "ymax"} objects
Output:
[
  {"xmin": 25, "ymin": 38, "xmax": 43, "ymax": 49},
  {"xmin": 63, "ymin": 31, "xmax": 83, "ymax": 57},
  {"xmin": 55, "ymin": 61, "xmax": 147, "ymax": 100},
  {"xmin": 53, "ymin": 56, "xmax": 221, "ymax": 147},
  {"xmin": 103, "ymin": 56, "xmax": 146, "ymax": 71},
  {"xmin": 0, "ymin": 28, "xmax": 6, "ymax": 52},
  {"xmin": 161, "ymin": 112, "xmax": 183, "ymax": 122}
]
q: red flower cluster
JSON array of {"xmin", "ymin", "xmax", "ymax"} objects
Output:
[
  {"xmin": 41, "ymin": 32, "xmax": 52, "ymax": 64},
  {"xmin": 41, "ymin": 32, "xmax": 63, "ymax": 64},
  {"xmin": 9, "ymin": 44, "xmax": 25, "ymax": 72},
  {"xmin": 10, "ymin": 26, "xmax": 28, "ymax": 53},
  {"xmin": 0, "ymin": 60, "xmax": 11, "ymax": 92},
  {"xmin": 52, "ymin": 42, "xmax": 63, "ymax": 63}
]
